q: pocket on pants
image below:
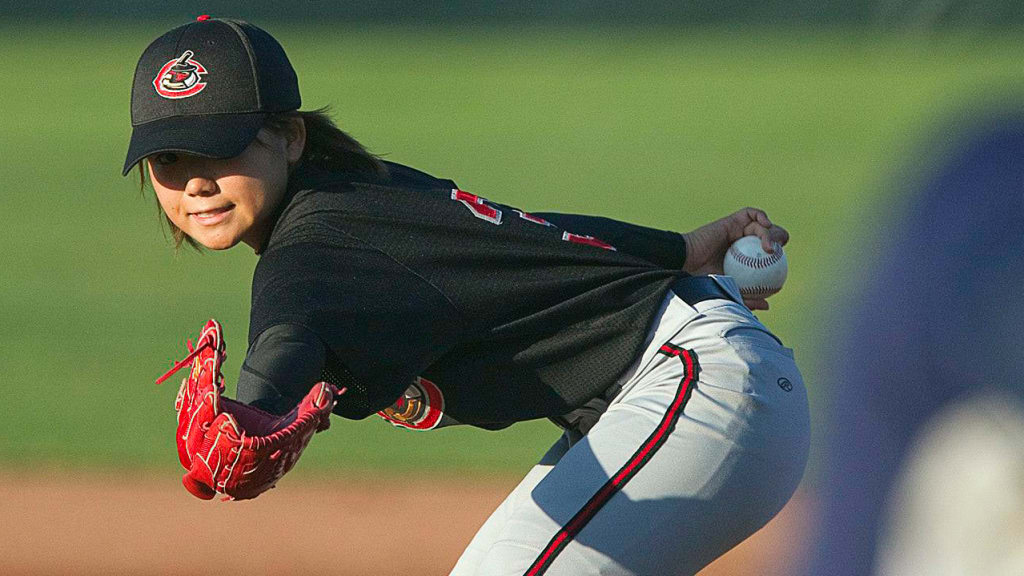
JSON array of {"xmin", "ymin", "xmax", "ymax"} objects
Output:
[
  {"xmin": 713, "ymin": 305, "xmax": 786, "ymax": 346},
  {"xmin": 713, "ymin": 319, "xmax": 801, "ymax": 397},
  {"xmin": 721, "ymin": 325, "xmax": 785, "ymax": 351}
]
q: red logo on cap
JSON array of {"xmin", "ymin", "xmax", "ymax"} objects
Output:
[{"xmin": 153, "ymin": 50, "xmax": 208, "ymax": 99}]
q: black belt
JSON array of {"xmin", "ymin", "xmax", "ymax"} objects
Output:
[{"xmin": 671, "ymin": 275, "xmax": 736, "ymax": 306}]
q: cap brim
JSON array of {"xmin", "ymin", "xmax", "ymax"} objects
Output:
[{"xmin": 122, "ymin": 113, "xmax": 267, "ymax": 176}]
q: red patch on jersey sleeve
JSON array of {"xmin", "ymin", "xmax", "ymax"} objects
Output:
[{"xmin": 377, "ymin": 377, "xmax": 446, "ymax": 431}]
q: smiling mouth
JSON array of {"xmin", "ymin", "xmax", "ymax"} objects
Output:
[{"xmin": 190, "ymin": 205, "xmax": 234, "ymax": 225}]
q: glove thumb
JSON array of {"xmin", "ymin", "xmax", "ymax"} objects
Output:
[
  {"xmin": 181, "ymin": 413, "xmax": 241, "ymax": 500},
  {"xmin": 182, "ymin": 461, "xmax": 216, "ymax": 500}
]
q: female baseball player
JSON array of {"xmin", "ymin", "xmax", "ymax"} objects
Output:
[{"xmin": 127, "ymin": 17, "xmax": 809, "ymax": 575}]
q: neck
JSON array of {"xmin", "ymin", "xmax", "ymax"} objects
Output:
[
  {"xmin": 242, "ymin": 219, "xmax": 274, "ymax": 254},
  {"xmin": 246, "ymin": 169, "xmax": 305, "ymax": 254}
]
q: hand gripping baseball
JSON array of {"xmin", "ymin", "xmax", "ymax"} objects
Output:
[
  {"xmin": 682, "ymin": 207, "xmax": 790, "ymax": 310},
  {"xmin": 156, "ymin": 319, "xmax": 341, "ymax": 501}
]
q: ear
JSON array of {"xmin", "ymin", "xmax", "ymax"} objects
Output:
[{"xmin": 284, "ymin": 117, "xmax": 306, "ymax": 165}]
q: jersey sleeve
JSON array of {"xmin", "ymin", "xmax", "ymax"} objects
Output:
[
  {"xmin": 248, "ymin": 236, "xmax": 467, "ymax": 419},
  {"xmin": 235, "ymin": 323, "xmax": 327, "ymax": 415},
  {"xmin": 532, "ymin": 212, "xmax": 688, "ymax": 269}
]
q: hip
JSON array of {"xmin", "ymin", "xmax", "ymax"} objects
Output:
[{"xmin": 613, "ymin": 276, "xmax": 809, "ymax": 447}]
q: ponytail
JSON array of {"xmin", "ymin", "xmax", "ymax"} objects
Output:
[{"xmin": 264, "ymin": 107, "xmax": 386, "ymax": 178}]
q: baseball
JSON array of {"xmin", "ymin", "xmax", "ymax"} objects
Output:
[{"xmin": 723, "ymin": 235, "xmax": 788, "ymax": 298}]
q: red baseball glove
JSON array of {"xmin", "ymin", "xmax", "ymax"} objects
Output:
[{"xmin": 156, "ymin": 319, "xmax": 340, "ymax": 501}]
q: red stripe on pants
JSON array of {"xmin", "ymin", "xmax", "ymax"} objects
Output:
[{"xmin": 525, "ymin": 346, "xmax": 698, "ymax": 575}]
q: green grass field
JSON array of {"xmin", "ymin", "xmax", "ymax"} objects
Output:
[{"xmin": 2, "ymin": 23, "xmax": 1022, "ymax": 475}]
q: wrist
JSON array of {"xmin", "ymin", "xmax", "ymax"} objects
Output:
[
  {"xmin": 682, "ymin": 228, "xmax": 707, "ymax": 274},
  {"xmin": 679, "ymin": 232, "xmax": 689, "ymax": 269}
]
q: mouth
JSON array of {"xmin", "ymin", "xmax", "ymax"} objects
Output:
[{"xmin": 189, "ymin": 204, "xmax": 234, "ymax": 226}]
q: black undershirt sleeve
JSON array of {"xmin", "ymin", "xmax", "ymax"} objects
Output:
[
  {"xmin": 533, "ymin": 213, "xmax": 688, "ymax": 270},
  {"xmin": 236, "ymin": 323, "xmax": 327, "ymax": 415}
]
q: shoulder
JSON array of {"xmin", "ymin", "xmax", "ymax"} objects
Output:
[
  {"xmin": 288, "ymin": 160, "xmax": 457, "ymax": 193},
  {"xmin": 378, "ymin": 161, "xmax": 459, "ymax": 190},
  {"xmin": 279, "ymin": 160, "xmax": 457, "ymax": 215},
  {"xmin": 266, "ymin": 161, "xmax": 463, "ymax": 247}
]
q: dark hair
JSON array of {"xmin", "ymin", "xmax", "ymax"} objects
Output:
[
  {"xmin": 266, "ymin": 107, "xmax": 386, "ymax": 177},
  {"xmin": 138, "ymin": 107, "xmax": 385, "ymax": 250}
]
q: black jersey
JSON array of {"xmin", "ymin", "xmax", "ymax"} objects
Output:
[{"xmin": 241, "ymin": 161, "xmax": 688, "ymax": 428}]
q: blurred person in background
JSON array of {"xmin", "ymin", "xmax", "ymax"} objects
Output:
[{"xmin": 804, "ymin": 105, "xmax": 1024, "ymax": 575}]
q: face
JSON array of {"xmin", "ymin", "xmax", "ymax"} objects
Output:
[{"xmin": 148, "ymin": 123, "xmax": 304, "ymax": 251}]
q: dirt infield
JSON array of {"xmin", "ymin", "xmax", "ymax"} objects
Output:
[{"xmin": 0, "ymin": 472, "xmax": 809, "ymax": 575}]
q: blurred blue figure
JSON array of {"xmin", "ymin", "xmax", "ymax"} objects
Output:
[{"xmin": 805, "ymin": 109, "xmax": 1024, "ymax": 575}]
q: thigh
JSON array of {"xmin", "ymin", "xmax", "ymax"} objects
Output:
[
  {"xmin": 464, "ymin": 326, "xmax": 809, "ymax": 575},
  {"xmin": 449, "ymin": 435, "xmax": 571, "ymax": 576}
]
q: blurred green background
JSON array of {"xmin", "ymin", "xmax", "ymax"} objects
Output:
[{"xmin": 2, "ymin": 18, "xmax": 1023, "ymax": 479}]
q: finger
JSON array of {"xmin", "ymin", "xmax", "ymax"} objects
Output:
[
  {"xmin": 744, "ymin": 298, "xmax": 769, "ymax": 310},
  {"xmin": 753, "ymin": 208, "xmax": 772, "ymax": 228},
  {"xmin": 769, "ymin": 224, "xmax": 790, "ymax": 247},
  {"xmin": 742, "ymin": 221, "xmax": 775, "ymax": 253},
  {"xmin": 738, "ymin": 207, "xmax": 771, "ymax": 228}
]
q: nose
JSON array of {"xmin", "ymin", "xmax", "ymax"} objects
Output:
[{"xmin": 184, "ymin": 176, "xmax": 218, "ymax": 197}]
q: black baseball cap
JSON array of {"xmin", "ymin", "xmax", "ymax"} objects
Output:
[{"xmin": 123, "ymin": 16, "xmax": 300, "ymax": 176}]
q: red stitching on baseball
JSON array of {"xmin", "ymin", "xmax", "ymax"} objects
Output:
[
  {"xmin": 728, "ymin": 244, "xmax": 782, "ymax": 270},
  {"xmin": 740, "ymin": 284, "xmax": 780, "ymax": 296}
]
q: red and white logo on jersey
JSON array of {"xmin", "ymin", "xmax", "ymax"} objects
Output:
[
  {"xmin": 153, "ymin": 51, "xmax": 208, "ymax": 99},
  {"xmin": 563, "ymin": 231, "xmax": 617, "ymax": 251},
  {"xmin": 377, "ymin": 377, "xmax": 446, "ymax": 431},
  {"xmin": 451, "ymin": 189, "xmax": 502, "ymax": 225}
]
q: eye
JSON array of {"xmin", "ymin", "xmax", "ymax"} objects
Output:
[{"xmin": 153, "ymin": 152, "xmax": 180, "ymax": 166}]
